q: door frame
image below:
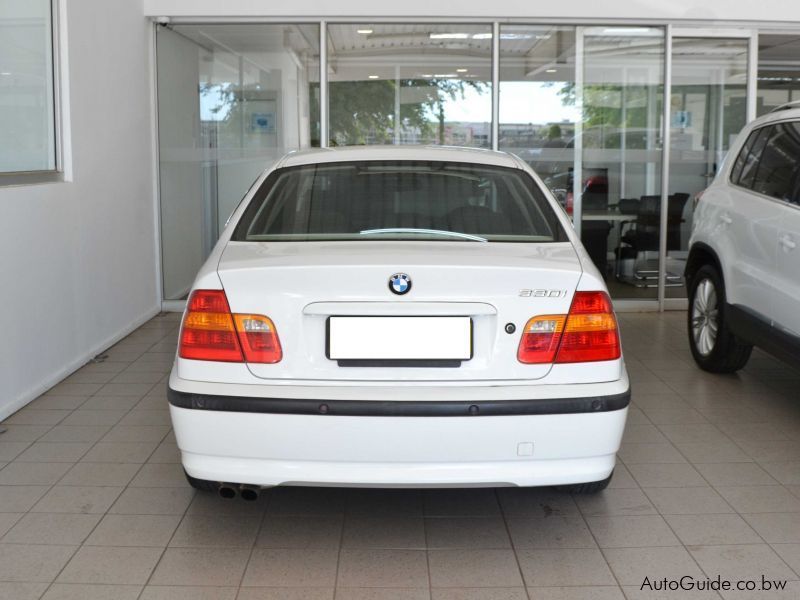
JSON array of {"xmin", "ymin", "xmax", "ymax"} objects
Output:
[{"xmin": 658, "ymin": 27, "xmax": 757, "ymax": 310}]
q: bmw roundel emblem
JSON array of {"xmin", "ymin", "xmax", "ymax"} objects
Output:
[{"xmin": 389, "ymin": 273, "xmax": 411, "ymax": 295}]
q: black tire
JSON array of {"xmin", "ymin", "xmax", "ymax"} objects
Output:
[
  {"xmin": 556, "ymin": 470, "xmax": 613, "ymax": 494},
  {"xmin": 184, "ymin": 469, "xmax": 217, "ymax": 492},
  {"xmin": 687, "ymin": 264, "xmax": 752, "ymax": 373}
]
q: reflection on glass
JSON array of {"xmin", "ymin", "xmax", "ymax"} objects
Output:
[
  {"xmin": 757, "ymin": 34, "xmax": 800, "ymax": 116},
  {"xmin": 499, "ymin": 25, "xmax": 578, "ymax": 208},
  {"xmin": 327, "ymin": 24, "xmax": 492, "ymax": 147},
  {"xmin": 580, "ymin": 27, "xmax": 665, "ymax": 299},
  {"xmin": 157, "ymin": 24, "xmax": 320, "ymax": 300},
  {"xmin": 0, "ymin": 0, "xmax": 55, "ymax": 172},
  {"xmin": 667, "ymin": 37, "xmax": 748, "ymax": 298},
  {"xmin": 500, "ymin": 25, "xmax": 666, "ymax": 300}
]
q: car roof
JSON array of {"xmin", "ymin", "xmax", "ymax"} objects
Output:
[
  {"xmin": 278, "ymin": 145, "xmax": 523, "ymax": 169},
  {"xmin": 744, "ymin": 105, "xmax": 800, "ymax": 130}
]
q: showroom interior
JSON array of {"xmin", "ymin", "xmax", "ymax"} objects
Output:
[{"xmin": 1, "ymin": 0, "xmax": 800, "ymax": 598}]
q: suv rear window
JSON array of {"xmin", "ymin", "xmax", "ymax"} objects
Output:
[
  {"xmin": 730, "ymin": 127, "xmax": 768, "ymax": 188},
  {"xmin": 731, "ymin": 122, "xmax": 800, "ymax": 204},
  {"xmin": 751, "ymin": 122, "xmax": 800, "ymax": 203},
  {"xmin": 232, "ymin": 161, "xmax": 566, "ymax": 243}
]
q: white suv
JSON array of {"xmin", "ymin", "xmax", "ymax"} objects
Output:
[{"xmin": 686, "ymin": 103, "xmax": 800, "ymax": 372}]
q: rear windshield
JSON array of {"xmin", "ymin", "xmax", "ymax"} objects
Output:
[{"xmin": 232, "ymin": 160, "xmax": 566, "ymax": 243}]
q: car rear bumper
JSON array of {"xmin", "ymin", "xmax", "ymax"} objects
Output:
[{"xmin": 168, "ymin": 372, "xmax": 629, "ymax": 488}]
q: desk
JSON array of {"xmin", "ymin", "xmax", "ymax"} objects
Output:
[
  {"xmin": 579, "ymin": 211, "xmax": 639, "ymax": 275},
  {"xmin": 582, "ymin": 211, "xmax": 637, "ymax": 222}
]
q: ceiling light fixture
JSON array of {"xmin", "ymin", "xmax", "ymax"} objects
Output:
[
  {"xmin": 499, "ymin": 33, "xmax": 534, "ymax": 40},
  {"xmin": 357, "ymin": 29, "xmax": 373, "ymax": 34},
  {"xmin": 472, "ymin": 33, "xmax": 492, "ymax": 40},
  {"xmin": 546, "ymin": 68, "xmax": 558, "ymax": 73},
  {"xmin": 456, "ymin": 68, "xmax": 468, "ymax": 73},
  {"xmin": 430, "ymin": 33, "xmax": 469, "ymax": 40},
  {"xmin": 598, "ymin": 27, "xmax": 656, "ymax": 36},
  {"xmin": 368, "ymin": 74, "xmax": 380, "ymax": 79}
]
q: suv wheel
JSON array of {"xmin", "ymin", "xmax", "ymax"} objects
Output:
[{"xmin": 687, "ymin": 264, "xmax": 752, "ymax": 373}]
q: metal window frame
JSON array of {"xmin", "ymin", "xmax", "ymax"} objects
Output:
[
  {"xmin": 657, "ymin": 25, "xmax": 673, "ymax": 310},
  {"xmin": 491, "ymin": 21, "xmax": 500, "ymax": 150},
  {"xmin": 319, "ymin": 21, "xmax": 328, "ymax": 148}
]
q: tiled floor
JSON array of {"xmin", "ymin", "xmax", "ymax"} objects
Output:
[{"xmin": 1, "ymin": 311, "xmax": 799, "ymax": 599}]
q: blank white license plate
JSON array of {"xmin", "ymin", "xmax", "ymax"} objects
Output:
[{"xmin": 327, "ymin": 316, "xmax": 472, "ymax": 360}]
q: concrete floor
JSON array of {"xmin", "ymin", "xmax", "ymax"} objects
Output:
[{"xmin": 1, "ymin": 311, "xmax": 799, "ymax": 599}]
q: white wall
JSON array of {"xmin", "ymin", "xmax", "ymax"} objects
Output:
[
  {"xmin": 143, "ymin": 0, "xmax": 800, "ymax": 23},
  {"xmin": 0, "ymin": 0, "xmax": 158, "ymax": 420}
]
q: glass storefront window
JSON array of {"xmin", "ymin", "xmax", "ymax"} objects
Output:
[
  {"xmin": 500, "ymin": 25, "xmax": 666, "ymax": 300},
  {"xmin": 327, "ymin": 24, "xmax": 492, "ymax": 147},
  {"xmin": 579, "ymin": 27, "xmax": 665, "ymax": 300},
  {"xmin": 156, "ymin": 24, "xmax": 320, "ymax": 300},
  {"xmin": 757, "ymin": 33, "xmax": 800, "ymax": 115},
  {"xmin": 499, "ymin": 25, "xmax": 578, "ymax": 202},
  {"xmin": 667, "ymin": 37, "xmax": 748, "ymax": 298},
  {"xmin": 153, "ymin": 20, "xmax": 773, "ymax": 307}
]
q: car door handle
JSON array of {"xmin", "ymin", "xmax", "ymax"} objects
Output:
[
  {"xmin": 720, "ymin": 213, "xmax": 732, "ymax": 225},
  {"xmin": 779, "ymin": 235, "xmax": 797, "ymax": 250}
]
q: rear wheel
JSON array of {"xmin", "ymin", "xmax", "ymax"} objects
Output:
[
  {"xmin": 687, "ymin": 264, "xmax": 752, "ymax": 373},
  {"xmin": 556, "ymin": 470, "xmax": 613, "ymax": 494},
  {"xmin": 184, "ymin": 469, "xmax": 217, "ymax": 493}
]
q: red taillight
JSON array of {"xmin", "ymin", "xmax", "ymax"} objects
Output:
[
  {"xmin": 517, "ymin": 291, "xmax": 620, "ymax": 364},
  {"xmin": 179, "ymin": 290, "xmax": 282, "ymax": 363},
  {"xmin": 517, "ymin": 315, "xmax": 566, "ymax": 364},
  {"xmin": 233, "ymin": 314, "xmax": 282, "ymax": 364}
]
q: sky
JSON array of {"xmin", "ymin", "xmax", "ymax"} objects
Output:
[{"xmin": 443, "ymin": 80, "xmax": 580, "ymax": 124}]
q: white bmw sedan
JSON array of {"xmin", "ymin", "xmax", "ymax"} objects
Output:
[{"xmin": 168, "ymin": 146, "xmax": 629, "ymax": 497}]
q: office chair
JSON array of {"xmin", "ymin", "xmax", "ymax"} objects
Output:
[{"xmin": 615, "ymin": 193, "xmax": 690, "ymax": 287}]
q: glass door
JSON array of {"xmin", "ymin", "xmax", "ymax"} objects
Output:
[
  {"xmin": 156, "ymin": 24, "xmax": 320, "ymax": 302},
  {"xmin": 666, "ymin": 32, "xmax": 752, "ymax": 299},
  {"xmin": 575, "ymin": 26, "xmax": 665, "ymax": 301}
]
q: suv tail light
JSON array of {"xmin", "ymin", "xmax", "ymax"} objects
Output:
[
  {"xmin": 518, "ymin": 291, "xmax": 620, "ymax": 364},
  {"xmin": 179, "ymin": 290, "xmax": 282, "ymax": 363}
]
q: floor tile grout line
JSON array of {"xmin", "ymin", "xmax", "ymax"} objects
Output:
[
  {"xmin": 572, "ymin": 489, "xmax": 627, "ymax": 596},
  {"xmin": 48, "ymin": 389, "xmax": 163, "ymax": 491},
  {"xmin": 624, "ymin": 320, "xmax": 794, "ymax": 595},
  {"xmin": 422, "ymin": 495, "xmax": 433, "ymax": 600},
  {"xmin": 496, "ymin": 488, "xmax": 536, "ymax": 600},
  {"xmin": 231, "ymin": 493, "xmax": 270, "ymax": 598},
  {"xmin": 332, "ymin": 492, "xmax": 350, "ymax": 595},
  {"xmin": 133, "ymin": 459, "xmax": 197, "ymax": 599},
  {"xmin": 27, "ymin": 373, "xmax": 168, "ymax": 597}
]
